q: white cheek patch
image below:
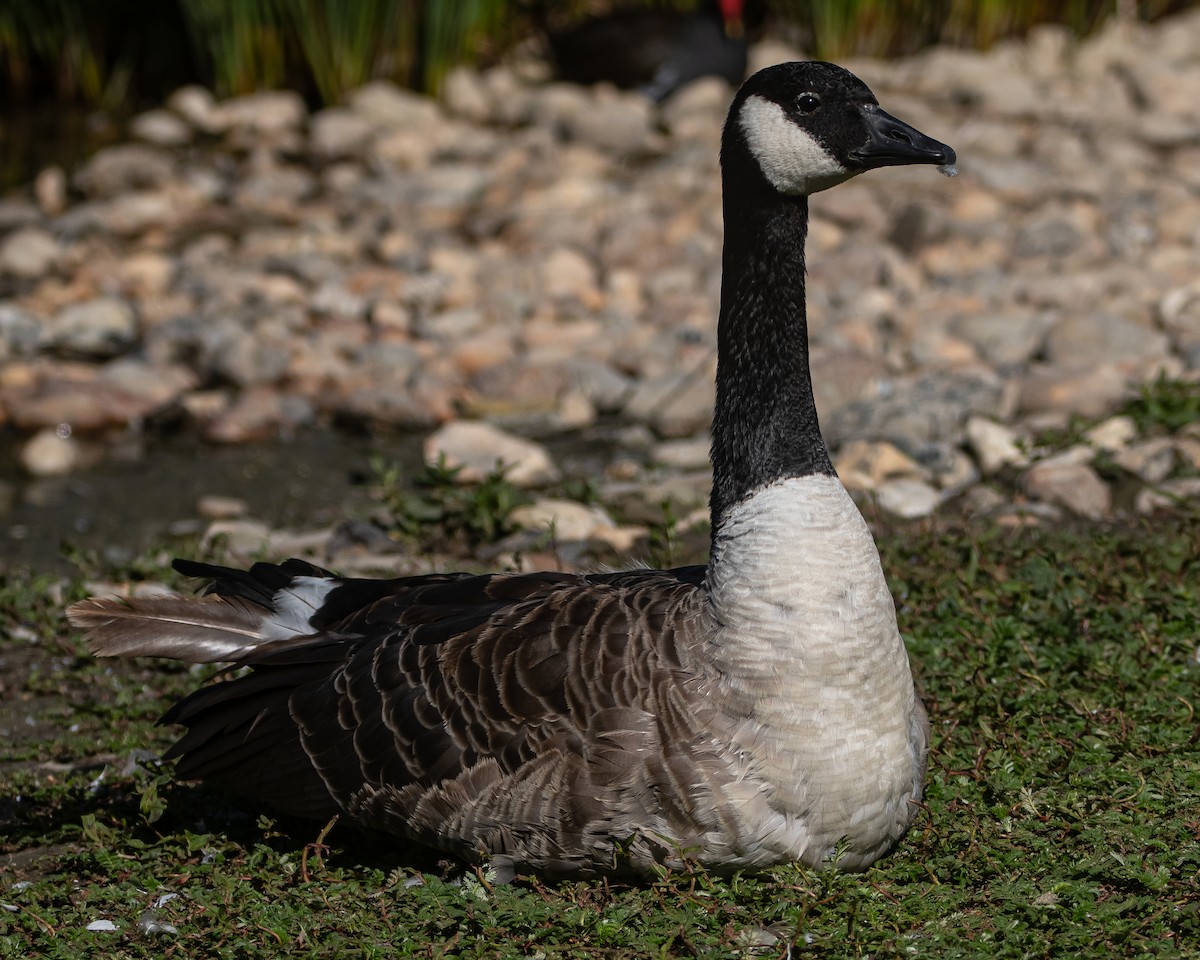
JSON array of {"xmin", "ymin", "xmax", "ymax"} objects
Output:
[{"xmin": 738, "ymin": 95, "xmax": 857, "ymax": 196}]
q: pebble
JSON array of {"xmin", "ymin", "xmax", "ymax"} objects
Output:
[
  {"xmin": 509, "ymin": 498, "xmax": 615, "ymax": 542},
  {"xmin": 0, "ymin": 227, "xmax": 59, "ymax": 279},
  {"xmin": 1023, "ymin": 460, "xmax": 1112, "ymax": 520},
  {"xmin": 74, "ymin": 144, "xmax": 175, "ymax": 197},
  {"xmin": 0, "ymin": 306, "xmax": 44, "ymax": 360},
  {"xmin": 835, "ymin": 440, "xmax": 925, "ymax": 492},
  {"xmin": 1136, "ymin": 477, "xmax": 1200, "ymax": 514},
  {"xmin": 965, "ymin": 417, "xmax": 1028, "ymax": 475},
  {"xmin": 1085, "ymin": 416, "xmax": 1138, "ymax": 452},
  {"xmin": 1017, "ymin": 364, "xmax": 1129, "ymax": 419},
  {"xmin": 34, "ymin": 166, "xmax": 68, "ymax": 216},
  {"xmin": 310, "ymin": 108, "xmax": 376, "ymax": 158},
  {"xmin": 47, "ymin": 298, "xmax": 138, "ymax": 359},
  {"xmin": 1113, "ymin": 438, "xmax": 1177, "ymax": 483},
  {"xmin": 20, "ymin": 428, "xmax": 86, "ymax": 476},
  {"xmin": 1, "ymin": 13, "xmax": 1199, "ymax": 526},
  {"xmin": 212, "ymin": 89, "xmax": 307, "ymax": 137},
  {"xmin": 1043, "ymin": 311, "xmax": 1173, "ymax": 371},
  {"xmin": 197, "ymin": 495, "xmax": 250, "ymax": 520},
  {"xmin": 130, "ymin": 108, "xmax": 193, "ymax": 146},
  {"xmin": 875, "ymin": 478, "xmax": 943, "ymax": 519},
  {"xmin": 424, "ymin": 421, "xmax": 560, "ymax": 488}
]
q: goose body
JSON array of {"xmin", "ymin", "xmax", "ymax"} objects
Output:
[{"xmin": 70, "ymin": 62, "xmax": 955, "ymax": 880}]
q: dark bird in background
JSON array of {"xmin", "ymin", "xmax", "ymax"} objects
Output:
[{"xmin": 541, "ymin": 0, "xmax": 752, "ymax": 101}]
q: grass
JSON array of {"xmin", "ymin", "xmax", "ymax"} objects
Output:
[
  {"xmin": 1122, "ymin": 374, "xmax": 1200, "ymax": 437},
  {"xmin": 371, "ymin": 454, "xmax": 529, "ymax": 549},
  {"xmin": 2, "ymin": 513, "xmax": 1198, "ymax": 957},
  {"xmin": 2, "ymin": 0, "xmax": 1196, "ymax": 109}
]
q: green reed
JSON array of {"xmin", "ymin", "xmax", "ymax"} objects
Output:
[{"xmin": 0, "ymin": 0, "xmax": 1191, "ymax": 108}]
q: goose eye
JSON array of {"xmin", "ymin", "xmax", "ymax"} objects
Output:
[{"xmin": 797, "ymin": 93, "xmax": 820, "ymax": 113}]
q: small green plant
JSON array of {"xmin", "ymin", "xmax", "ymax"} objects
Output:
[
  {"xmin": 372, "ymin": 453, "xmax": 527, "ymax": 548},
  {"xmin": 559, "ymin": 476, "xmax": 601, "ymax": 506},
  {"xmin": 647, "ymin": 498, "xmax": 681, "ymax": 569},
  {"xmin": 1122, "ymin": 373, "xmax": 1200, "ymax": 435}
]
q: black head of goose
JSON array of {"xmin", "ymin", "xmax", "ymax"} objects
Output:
[{"xmin": 70, "ymin": 61, "xmax": 955, "ymax": 881}]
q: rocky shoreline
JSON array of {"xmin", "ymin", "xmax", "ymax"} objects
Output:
[{"xmin": 3, "ymin": 12, "xmax": 1200, "ymax": 570}]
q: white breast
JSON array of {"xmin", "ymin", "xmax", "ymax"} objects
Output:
[{"xmin": 702, "ymin": 475, "xmax": 924, "ymax": 867}]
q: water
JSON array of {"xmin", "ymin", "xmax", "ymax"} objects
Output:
[
  {"xmin": 0, "ymin": 426, "xmax": 623, "ymax": 576},
  {"xmin": 0, "ymin": 431, "xmax": 418, "ymax": 576}
]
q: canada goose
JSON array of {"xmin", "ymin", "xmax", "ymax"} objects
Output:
[{"xmin": 70, "ymin": 61, "xmax": 956, "ymax": 881}]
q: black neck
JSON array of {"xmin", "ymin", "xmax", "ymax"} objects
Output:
[{"xmin": 709, "ymin": 168, "xmax": 834, "ymax": 532}]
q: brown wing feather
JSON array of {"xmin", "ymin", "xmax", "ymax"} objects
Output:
[
  {"xmin": 69, "ymin": 594, "xmax": 267, "ymax": 662},
  {"xmin": 79, "ymin": 559, "xmax": 719, "ymax": 873}
]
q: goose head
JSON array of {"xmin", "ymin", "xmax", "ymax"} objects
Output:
[{"xmin": 726, "ymin": 60, "xmax": 956, "ymax": 197}]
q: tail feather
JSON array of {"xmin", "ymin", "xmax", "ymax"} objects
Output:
[{"xmin": 67, "ymin": 594, "xmax": 268, "ymax": 663}]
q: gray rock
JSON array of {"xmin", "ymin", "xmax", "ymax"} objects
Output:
[
  {"xmin": 130, "ymin": 109, "xmax": 193, "ymax": 146},
  {"xmin": 212, "ymin": 90, "xmax": 307, "ymax": 135},
  {"xmin": 828, "ymin": 370, "xmax": 1005, "ymax": 453},
  {"xmin": 424, "ymin": 421, "xmax": 560, "ymax": 487},
  {"xmin": 1023, "ymin": 460, "xmax": 1111, "ymax": 519},
  {"xmin": 203, "ymin": 387, "xmax": 313, "ymax": 443},
  {"xmin": 509, "ymin": 498, "xmax": 614, "ymax": 542},
  {"xmin": 562, "ymin": 93, "xmax": 656, "ymax": 155},
  {"xmin": 310, "ymin": 107, "xmax": 376, "ymax": 158},
  {"xmin": 349, "ymin": 81, "xmax": 441, "ymax": 129},
  {"xmin": 875, "ymin": 478, "xmax": 943, "ymax": 519},
  {"xmin": 1135, "ymin": 477, "xmax": 1200, "ymax": 514},
  {"xmin": 166, "ymin": 85, "xmax": 222, "ymax": 133},
  {"xmin": 74, "ymin": 144, "xmax": 175, "ymax": 198},
  {"xmin": 1113, "ymin": 437, "xmax": 1177, "ymax": 483},
  {"xmin": 201, "ymin": 518, "xmax": 273, "ymax": 557},
  {"xmin": 442, "ymin": 67, "xmax": 492, "ymax": 123},
  {"xmin": 624, "ymin": 359, "xmax": 717, "ymax": 439},
  {"xmin": 94, "ymin": 190, "xmax": 182, "ymax": 236},
  {"xmin": 0, "ymin": 306, "xmax": 44, "ymax": 359},
  {"xmin": 965, "ymin": 417, "xmax": 1028, "ymax": 474},
  {"xmin": 310, "ymin": 281, "xmax": 370, "ymax": 320},
  {"xmin": 1012, "ymin": 214, "xmax": 1085, "ymax": 260},
  {"xmin": 0, "ymin": 198, "xmax": 41, "ymax": 231},
  {"xmin": 919, "ymin": 442, "xmax": 980, "ymax": 492},
  {"xmin": 481, "ymin": 66, "xmax": 535, "ymax": 126},
  {"xmin": 810, "ymin": 352, "xmax": 890, "ymax": 423},
  {"xmin": 99, "ymin": 359, "xmax": 197, "ymax": 411},
  {"xmin": 232, "ymin": 166, "xmax": 317, "ymax": 215},
  {"xmin": 653, "ymin": 437, "xmax": 712, "ymax": 471},
  {"xmin": 196, "ymin": 494, "xmax": 249, "ymax": 520},
  {"xmin": 1085, "ymin": 416, "xmax": 1138, "ymax": 452},
  {"xmin": 48, "ymin": 298, "xmax": 138, "ymax": 358},
  {"xmin": 834, "ymin": 439, "xmax": 926, "ymax": 492},
  {"xmin": 0, "ymin": 228, "xmax": 59, "ymax": 279},
  {"xmin": 564, "ymin": 358, "xmax": 634, "ymax": 414},
  {"xmin": 0, "ymin": 362, "xmax": 169, "ymax": 432},
  {"xmin": 34, "ymin": 166, "xmax": 68, "ymax": 216},
  {"xmin": 1018, "ymin": 364, "xmax": 1129, "ymax": 419},
  {"xmin": 203, "ymin": 326, "xmax": 292, "ymax": 387},
  {"xmin": 951, "ymin": 310, "xmax": 1054, "ymax": 369},
  {"xmin": 416, "ymin": 307, "xmax": 484, "ymax": 341},
  {"xmin": 21, "ymin": 428, "xmax": 86, "ymax": 476}
]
